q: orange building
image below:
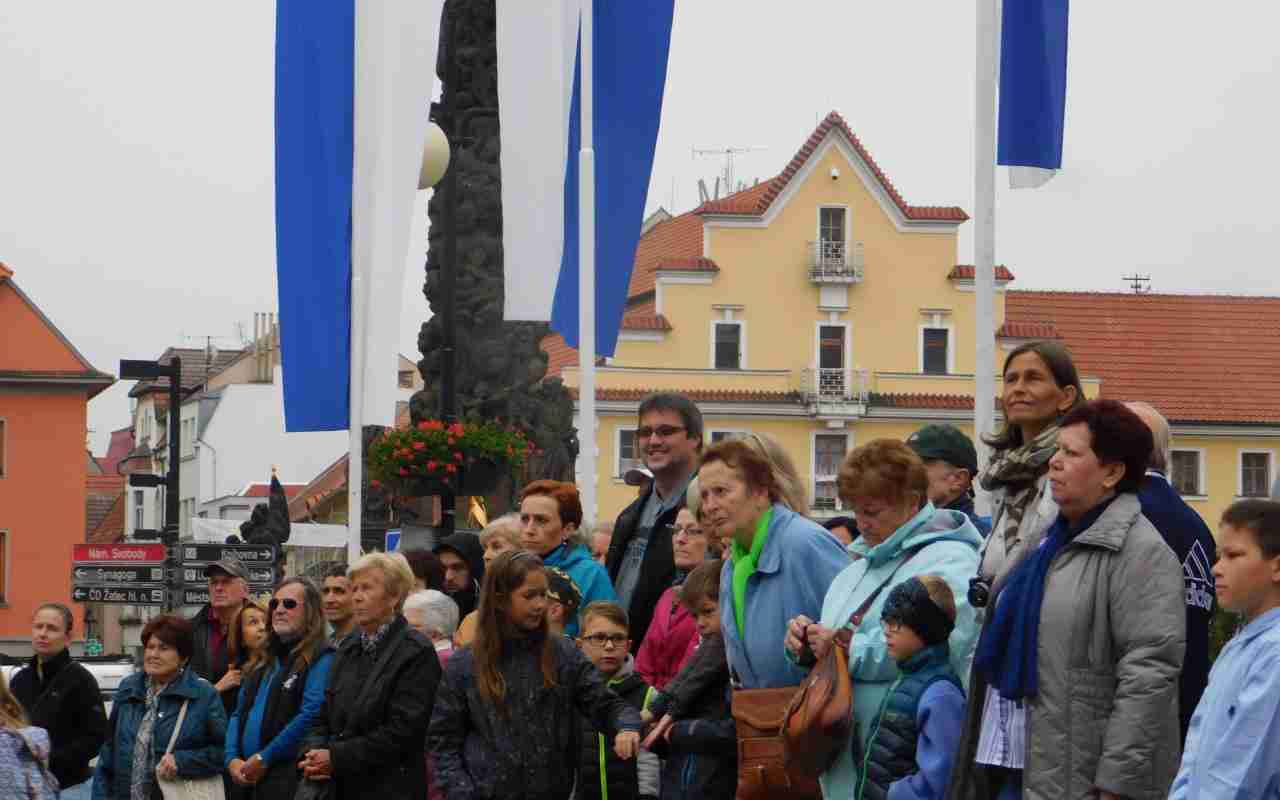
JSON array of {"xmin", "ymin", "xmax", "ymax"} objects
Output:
[{"xmin": 0, "ymin": 263, "xmax": 113, "ymax": 655}]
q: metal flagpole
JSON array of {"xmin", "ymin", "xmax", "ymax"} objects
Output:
[
  {"xmin": 973, "ymin": 0, "xmax": 998, "ymax": 512},
  {"xmin": 348, "ymin": 268, "xmax": 367, "ymax": 564},
  {"xmin": 577, "ymin": 0, "xmax": 597, "ymax": 526}
]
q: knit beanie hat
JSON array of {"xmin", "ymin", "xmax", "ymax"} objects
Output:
[{"xmin": 880, "ymin": 577, "xmax": 955, "ymax": 647}]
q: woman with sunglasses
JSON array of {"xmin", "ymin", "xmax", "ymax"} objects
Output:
[
  {"xmin": 225, "ymin": 578, "xmax": 333, "ymax": 800},
  {"xmin": 428, "ymin": 550, "xmax": 644, "ymax": 800}
]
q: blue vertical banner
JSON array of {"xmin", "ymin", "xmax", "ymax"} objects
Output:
[
  {"xmin": 274, "ymin": 0, "xmax": 355, "ymax": 432},
  {"xmin": 550, "ymin": 0, "xmax": 675, "ymax": 357},
  {"xmin": 997, "ymin": 0, "xmax": 1069, "ymax": 185}
]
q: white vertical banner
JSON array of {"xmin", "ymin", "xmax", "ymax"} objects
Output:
[
  {"xmin": 973, "ymin": 0, "xmax": 999, "ymax": 514},
  {"xmin": 496, "ymin": 0, "xmax": 579, "ymax": 322},
  {"xmin": 348, "ymin": 0, "xmax": 443, "ymax": 562},
  {"xmin": 577, "ymin": 0, "xmax": 596, "ymax": 525}
]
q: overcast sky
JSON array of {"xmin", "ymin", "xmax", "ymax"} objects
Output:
[{"xmin": 3, "ymin": 3, "xmax": 1277, "ymax": 455}]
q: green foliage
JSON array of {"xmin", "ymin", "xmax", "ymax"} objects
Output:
[{"xmin": 1208, "ymin": 603, "xmax": 1244, "ymax": 664}]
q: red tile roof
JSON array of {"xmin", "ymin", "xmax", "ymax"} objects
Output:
[
  {"xmin": 695, "ymin": 112, "xmax": 968, "ymax": 223},
  {"xmin": 950, "ymin": 265, "xmax": 1016, "ymax": 281},
  {"xmin": 625, "ymin": 213, "xmax": 705, "ymax": 299},
  {"xmin": 88, "ymin": 493, "xmax": 125, "ymax": 544},
  {"xmin": 86, "ymin": 475, "xmax": 126, "ymax": 540},
  {"xmin": 1005, "ymin": 291, "xmax": 1280, "ymax": 424},
  {"xmin": 620, "ymin": 313, "xmax": 672, "ymax": 332},
  {"xmin": 289, "ymin": 455, "xmax": 349, "ymax": 522},
  {"xmin": 570, "ymin": 387, "xmax": 802, "ymax": 404},
  {"xmin": 97, "ymin": 427, "xmax": 136, "ymax": 475},
  {"xmin": 240, "ymin": 482, "xmax": 307, "ymax": 499},
  {"xmin": 656, "ymin": 256, "xmax": 719, "ymax": 272},
  {"xmin": 997, "ymin": 321, "xmax": 1062, "ymax": 339}
]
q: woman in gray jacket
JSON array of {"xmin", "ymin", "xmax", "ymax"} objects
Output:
[{"xmin": 950, "ymin": 399, "xmax": 1185, "ymax": 800}]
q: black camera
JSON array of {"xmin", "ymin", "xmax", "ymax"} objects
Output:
[{"xmin": 968, "ymin": 576, "xmax": 992, "ymax": 609}]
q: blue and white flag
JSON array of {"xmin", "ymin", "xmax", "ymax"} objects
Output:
[
  {"xmin": 498, "ymin": 0, "xmax": 675, "ymax": 357},
  {"xmin": 997, "ymin": 0, "xmax": 1069, "ymax": 189},
  {"xmin": 275, "ymin": 0, "xmax": 442, "ymax": 432}
]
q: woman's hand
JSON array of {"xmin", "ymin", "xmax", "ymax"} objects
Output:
[
  {"xmin": 785, "ymin": 615, "xmax": 814, "ymax": 658},
  {"xmin": 240, "ymin": 754, "xmax": 266, "ymax": 784},
  {"xmin": 804, "ymin": 624, "xmax": 839, "ymax": 661},
  {"xmin": 614, "ymin": 731, "xmax": 641, "ymax": 760},
  {"xmin": 641, "ymin": 714, "xmax": 676, "ymax": 750},
  {"xmin": 214, "ymin": 668, "xmax": 242, "ymax": 693},
  {"xmin": 298, "ymin": 748, "xmax": 333, "ymax": 780},
  {"xmin": 156, "ymin": 753, "xmax": 178, "ymax": 780},
  {"xmin": 228, "ymin": 758, "xmax": 248, "ymax": 785}
]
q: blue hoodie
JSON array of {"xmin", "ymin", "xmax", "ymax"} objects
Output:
[
  {"xmin": 815, "ymin": 504, "xmax": 982, "ymax": 800},
  {"xmin": 720, "ymin": 504, "xmax": 851, "ymax": 689},
  {"xmin": 544, "ymin": 541, "xmax": 617, "ymax": 637}
]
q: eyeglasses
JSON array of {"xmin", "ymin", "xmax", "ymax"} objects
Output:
[
  {"xmin": 636, "ymin": 425, "xmax": 685, "ymax": 440},
  {"xmin": 668, "ymin": 523, "xmax": 705, "ymax": 539},
  {"xmin": 268, "ymin": 598, "xmax": 299, "ymax": 612},
  {"xmin": 581, "ymin": 633, "xmax": 628, "ymax": 648}
]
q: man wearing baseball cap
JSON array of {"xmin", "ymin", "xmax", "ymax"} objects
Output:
[
  {"xmin": 905, "ymin": 424, "xmax": 992, "ymax": 537},
  {"xmin": 189, "ymin": 558, "xmax": 251, "ymax": 713}
]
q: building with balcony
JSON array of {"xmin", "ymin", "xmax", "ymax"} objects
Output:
[{"xmin": 541, "ymin": 112, "xmax": 1280, "ymax": 530}]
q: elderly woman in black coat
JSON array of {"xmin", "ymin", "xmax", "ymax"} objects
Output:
[{"xmin": 298, "ymin": 552, "xmax": 442, "ymax": 799}]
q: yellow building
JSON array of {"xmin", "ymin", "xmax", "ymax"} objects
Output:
[{"xmin": 543, "ymin": 111, "xmax": 1275, "ymax": 528}]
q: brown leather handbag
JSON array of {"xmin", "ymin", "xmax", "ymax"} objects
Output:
[
  {"xmin": 780, "ymin": 546, "xmax": 926, "ymax": 778},
  {"xmin": 732, "ymin": 686, "xmax": 822, "ymax": 800}
]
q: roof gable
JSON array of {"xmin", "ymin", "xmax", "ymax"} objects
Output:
[
  {"xmin": 1005, "ymin": 291, "xmax": 1280, "ymax": 424},
  {"xmin": 0, "ymin": 264, "xmax": 110, "ymax": 377}
]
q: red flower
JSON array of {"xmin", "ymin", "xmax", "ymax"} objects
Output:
[
  {"xmin": 413, "ymin": 441, "xmax": 425, "ymax": 451},
  {"xmin": 446, "ymin": 464, "xmax": 457, "ymax": 473},
  {"xmin": 370, "ymin": 479, "xmax": 381, "ymax": 488},
  {"xmin": 453, "ymin": 451, "xmax": 463, "ymax": 461},
  {"xmin": 398, "ymin": 467, "xmax": 409, "ymax": 476},
  {"xmin": 417, "ymin": 421, "xmax": 429, "ymax": 432},
  {"xmin": 427, "ymin": 460, "xmax": 438, "ymax": 471},
  {"xmin": 447, "ymin": 437, "xmax": 456, "ymax": 446}
]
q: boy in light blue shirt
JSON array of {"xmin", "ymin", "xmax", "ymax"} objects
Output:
[{"xmin": 1170, "ymin": 499, "xmax": 1280, "ymax": 799}]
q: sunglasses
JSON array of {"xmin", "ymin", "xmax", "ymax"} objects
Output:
[{"xmin": 268, "ymin": 598, "xmax": 299, "ymax": 612}]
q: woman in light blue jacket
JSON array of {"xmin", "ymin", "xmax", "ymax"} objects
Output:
[
  {"xmin": 785, "ymin": 439, "xmax": 982, "ymax": 800},
  {"xmin": 699, "ymin": 437, "xmax": 850, "ymax": 690}
]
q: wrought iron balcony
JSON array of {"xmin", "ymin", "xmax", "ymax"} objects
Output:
[
  {"xmin": 799, "ymin": 367, "xmax": 870, "ymax": 403},
  {"xmin": 807, "ymin": 240, "xmax": 864, "ymax": 283}
]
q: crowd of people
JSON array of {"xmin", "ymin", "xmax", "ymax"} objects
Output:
[{"xmin": 2, "ymin": 342, "xmax": 1280, "ymax": 798}]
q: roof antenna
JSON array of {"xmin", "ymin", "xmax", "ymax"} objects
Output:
[
  {"xmin": 1121, "ymin": 273, "xmax": 1151, "ymax": 294},
  {"xmin": 692, "ymin": 145, "xmax": 767, "ymax": 196}
]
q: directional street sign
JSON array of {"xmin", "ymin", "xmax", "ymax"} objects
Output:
[
  {"xmin": 72, "ymin": 543, "xmax": 166, "ymax": 564},
  {"xmin": 72, "ymin": 585, "xmax": 166, "ymax": 605},
  {"xmin": 72, "ymin": 565, "xmax": 167, "ymax": 585},
  {"xmin": 181, "ymin": 565, "xmax": 275, "ymax": 584},
  {"xmin": 183, "ymin": 586, "xmax": 275, "ymax": 606},
  {"xmin": 180, "ymin": 543, "xmax": 275, "ymax": 565}
]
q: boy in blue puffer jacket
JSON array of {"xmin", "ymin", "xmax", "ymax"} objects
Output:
[{"xmin": 856, "ymin": 576, "xmax": 965, "ymax": 800}]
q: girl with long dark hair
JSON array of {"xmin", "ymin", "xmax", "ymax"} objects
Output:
[{"xmin": 428, "ymin": 550, "xmax": 644, "ymax": 800}]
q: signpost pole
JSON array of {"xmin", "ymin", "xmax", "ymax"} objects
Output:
[{"xmin": 164, "ymin": 357, "xmax": 182, "ymax": 612}]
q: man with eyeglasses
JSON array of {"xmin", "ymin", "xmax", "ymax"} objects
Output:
[
  {"xmin": 607, "ymin": 392, "xmax": 704, "ymax": 653},
  {"xmin": 226, "ymin": 577, "xmax": 335, "ymax": 799}
]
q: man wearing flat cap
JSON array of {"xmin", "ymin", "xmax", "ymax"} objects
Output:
[
  {"xmin": 906, "ymin": 424, "xmax": 992, "ymax": 537},
  {"xmin": 188, "ymin": 558, "xmax": 251, "ymax": 713}
]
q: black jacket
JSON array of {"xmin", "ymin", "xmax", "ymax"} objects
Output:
[
  {"xmin": 188, "ymin": 602, "xmax": 245, "ymax": 716},
  {"xmin": 605, "ymin": 484, "xmax": 686, "ymax": 653},
  {"xmin": 576, "ymin": 663, "xmax": 657, "ymax": 800},
  {"xmin": 428, "ymin": 632, "xmax": 645, "ymax": 800},
  {"xmin": 228, "ymin": 636, "xmax": 335, "ymax": 800},
  {"xmin": 436, "ymin": 531, "xmax": 485, "ymax": 618},
  {"xmin": 646, "ymin": 636, "xmax": 736, "ymax": 800},
  {"xmin": 301, "ymin": 615, "xmax": 442, "ymax": 800},
  {"xmin": 9, "ymin": 648, "xmax": 107, "ymax": 790},
  {"xmin": 1138, "ymin": 472, "xmax": 1218, "ymax": 744}
]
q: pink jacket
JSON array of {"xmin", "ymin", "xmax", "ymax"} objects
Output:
[{"xmin": 635, "ymin": 585, "xmax": 698, "ymax": 691}]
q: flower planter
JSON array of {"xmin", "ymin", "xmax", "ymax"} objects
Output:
[{"xmin": 406, "ymin": 458, "xmax": 502, "ymax": 497}]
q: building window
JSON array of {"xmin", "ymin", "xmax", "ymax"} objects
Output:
[
  {"xmin": 1170, "ymin": 450, "xmax": 1202, "ymax": 496},
  {"xmin": 398, "ymin": 370, "xmax": 414, "ymax": 389},
  {"xmin": 710, "ymin": 430, "xmax": 750, "ymax": 444},
  {"xmin": 134, "ymin": 490, "xmax": 145, "ymax": 531},
  {"xmin": 922, "ymin": 328, "xmax": 949, "ymax": 375},
  {"xmin": 817, "ymin": 207, "xmax": 847, "ymax": 265},
  {"xmin": 1241, "ymin": 452, "xmax": 1271, "ymax": 497},
  {"xmin": 617, "ymin": 429, "xmax": 642, "ymax": 477},
  {"xmin": 0, "ymin": 418, "xmax": 6, "ymax": 478},
  {"xmin": 813, "ymin": 434, "xmax": 848, "ymax": 512},
  {"xmin": 714, "ymin": 322, "xmax": 742, "ymax": 370}
]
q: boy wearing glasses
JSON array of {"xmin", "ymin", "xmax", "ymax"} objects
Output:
[{"xmin": 576, "ymin": 602, "xmax": 659, "ymax": 800}]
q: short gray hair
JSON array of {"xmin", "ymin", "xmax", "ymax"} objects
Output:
[
  {"xmin": 1125, "ymin": 401, "xmax": 1170, "ymax": 473},
  {"xmin": 479, "ymin": 513, "xmax": 521, "ymax": 547},
  {"xmin": 403, "ymin": 589, "xmax": 459, "ymax": 639},
  {"xmin": 349, "ymin": 551, "xmax": 416, "ymax": 612}
]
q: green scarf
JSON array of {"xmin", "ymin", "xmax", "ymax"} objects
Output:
[{"xmin": 731, "ymin": 506, "xmax": 773, "ymax": 637}]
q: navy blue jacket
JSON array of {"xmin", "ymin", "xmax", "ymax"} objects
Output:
[
  {"xmin": 92, "ymin": 666, "xmax": 227, "ymax": 800},
  {"xmin": 1138, "ymin": 472, "xmax": 1217, "ymax": 744}
]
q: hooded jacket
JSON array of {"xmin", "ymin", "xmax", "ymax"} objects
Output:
[
  {"xmin": 436, "ymin": 532, "xmax": 485, "ymax": 618},
  {"xmin": 428, "ymin": 631, "xmax": 644, "ymax": 800},
  {"xmin": 720, "ymin": 503, "xmax": 851, "ymax": 689},
  {"xmin": 10, "ymin": 647, "xmax": 108, "ymax": 790},
  {"xmin": 948, "ymin": 493, "xmax": 1185, "ymax": 800},
  {"xmin": 92, "ymin": 665, "xmax": 228, "ymax": 800},
  {"xmin": 576, "ymin": 656, "xmax": 659, "ymax": 800},
  {"xmin": 543, "ymin": 542, "xmax": 617, "ymax": 637},
  {"xmin": 814, "ymin": 504, "xmax": 982, "ymax": 800},
  {"xmin": 634, "ymin": 583, "xmax": 698, "ymax": 690}
]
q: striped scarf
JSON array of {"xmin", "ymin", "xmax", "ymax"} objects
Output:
[{"xmin": 979, "ymin": 424, "xmax": 1060, "ymax": 545}]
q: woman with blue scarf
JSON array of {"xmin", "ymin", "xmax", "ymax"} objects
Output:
[{"xmin": 948, "ymin": 400, "xmax": 1185, "ymax": 800}]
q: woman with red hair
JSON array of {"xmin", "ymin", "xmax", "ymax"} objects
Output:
[{"xmin": 518, "ymin": 480, "xmax": 617, "ymax": 636}]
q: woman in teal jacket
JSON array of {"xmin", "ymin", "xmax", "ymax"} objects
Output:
[
  {"xmin": 785, "ymin": 439, "xmax": 981, "ymax": 800},
  {"xmin": 699, "ymin": 438, "xmax": 850, "ymax": 689}
]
